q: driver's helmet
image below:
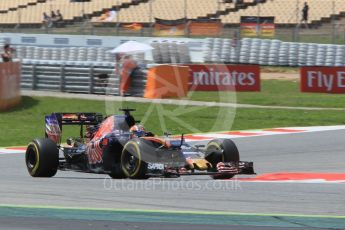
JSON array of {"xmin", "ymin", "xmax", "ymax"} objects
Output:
[{"xmin": 129, "ymin": 124, "xmax": 145, "ymax": 137}]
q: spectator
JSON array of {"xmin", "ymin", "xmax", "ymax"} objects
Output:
[
  {"xmin": 1, "ymin": 44, "xmax": 14, "ymax": 62},
  {"xmin": 56, "ymin": 10, "xmax": 64, "ymax": 23},
  {"xmin": 51, "ymin": 10, "xmax": 57, "ymax": 21},
  {"xmin": 231, "ymin": 31, "xmax": 238, "ymax": 48},
  {"xmin": 301, "ymin": 2, "xmax": 309, "ymax": 28},
  {"xmin": 105, "ymin": 10, "xmax": 116, "ymax": 22},
  {"xmin": 52, "ymin": 10, "xmax": 64, "ymax": 27},
  {"xmin": 98, "ymin": 9, "xmax": 110, "ymax": 21},
  {"xmin": 97, "ymin": 9, "xmax": 116, "ymax": 22},
  {"xmin": 50, "ymin": 10, "xmax": 62, "ymax": 27},
  {"xmin": 42, "ymin": 12, "xmax": 52, "ymax": 28}
]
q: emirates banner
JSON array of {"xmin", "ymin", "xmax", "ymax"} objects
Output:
[
  {"xmin": 240, "ymin": 16, "xmax": 275, "ymax": 38},
  {"xmin": 0, "ymin": 62, "xmax": 21, "ymax": 111},
  {"xmin": 154, "ymin": 18, "xmax": 186, "ymax": 36},
  {"xmin": 301, "ymin": 66, "xmax": 345, "ymax": 93},
  {"xmin": 188, "ymin": 64, "xmax": 260, "ymax": 91},
  {"xmin": 188, "ymin": 19, "xmax": 223, "ymax": 36}
]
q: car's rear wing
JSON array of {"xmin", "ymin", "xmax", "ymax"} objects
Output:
[
  {"xmin": 45, "ymin": 113, "xmax": 103, "ymax": 144},
  {"xmin": 56, "ymin": 113, "xmax": 103, "ymax": 125}
]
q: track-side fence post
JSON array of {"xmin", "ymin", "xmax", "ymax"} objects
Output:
[
  {"xmin": 331, "ymin": 0, "xmax": 336, "ymax": 44},
  {"xmin": 89, "ymin": 66, "xmax": 94, "ymax": 94},
  {"xmin": 60, "ymin": 65, "xmax": 65, "ymax": 92},
  {"xmin": 32, "ymin": 65, "xmax": 37, "ymax": 90}
]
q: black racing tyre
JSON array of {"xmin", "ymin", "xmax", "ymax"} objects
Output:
[
  {"xmin": 108, "ymin": 165, "xmax": 126, "ymax": 179},
  {"xmin": 205, "ymin": 138, "xmax": 240, "ymax": 180},
  {"xmin": 121, "ymin": 140, "xmax": 149, "ymax": 179},
  {"xmin": 25, "ymin": 138, "xmax": 59, "ymax": 177},
  {"xmin": 103, "ymin": 145, "xmax": 126, "ymax": 179}
]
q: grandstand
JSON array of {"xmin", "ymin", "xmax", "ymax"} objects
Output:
[
  {"xmin": 0, "ymin": 0, "xmax": 42, "ymax": 13},
  {"xmin": 220, "ymin": 0, "xmax": 345, "ymax": 25},
  {"xmin": 98, "ymin": 0, "xmax": 234, "ymax": 23},
  {"xmin": 0, "ymin": 0, "xmax": 343, "ymax": 28},
  {"xmin": 0, "ymin": 0, "xmax": 134, "ymax": 26}
]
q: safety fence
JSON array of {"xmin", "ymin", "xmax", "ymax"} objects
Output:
[
  {"xmin": 3, "ymin": 32, "xmax": 345, "ymax": 68},
  {"xmin": 21, "ymin": 64, "xmax": 147, "ymax": 96},
  {"xmin": 204, "ymin": 37, "xmax": 345, "ymax": 66},
  {"xmin": 19, "ymin": 63, "xmax": 345, "ymax": 98}
]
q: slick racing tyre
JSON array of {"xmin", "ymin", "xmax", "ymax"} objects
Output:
[
  {"xmin": 25, "ymin": 138, "xmax": 59, "ymax": 177},
  {"xmin": 205, "ymin": 138, "xmax": 239, "ymax": 180},
  {"xmin": 103, "ymin": 145, "xmax": 126, "ymax": 179},
  {"xmin": 121, "ymin": 140, "xmax": 149, "ymax": 179}
]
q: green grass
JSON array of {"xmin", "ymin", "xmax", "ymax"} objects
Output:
[
  {"xmin": 0, "ymin": 96, "xmax": 232, "ymax": 146},
  {"xmin": 275, "ymin": 33, "xmax": 345, "ymax": 45},
  {"xmin": 1, "ymin": 95, "xmax": 345, "ymax": 146},
  {"xmin": 187, "ymin": 79, "xmax": 345, "ymax": 108}
]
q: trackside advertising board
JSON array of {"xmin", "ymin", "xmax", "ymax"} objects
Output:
[
  {"xmin": 301, "ymin": 67, "xmax": 345, "ymax": 93},
  {"xmin": 0, "ymin": 62, "xmax": 21, "ymax": 111},
  {"xmin": 188, "ymin": 64, "xmax": 260, "ymax": 91}
]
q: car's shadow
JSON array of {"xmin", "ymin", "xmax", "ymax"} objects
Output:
[
  {"xmin": 52, "ymin": 176, "xmax": 214, "ymax": 181},
  {"xmin": 53, "ymin": 176, "xmax": 107, "ymax": 180}
]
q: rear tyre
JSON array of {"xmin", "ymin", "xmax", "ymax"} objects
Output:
[
  {"xmin": 108, "ymin": 163, "xmax": 126, "ymax": 179},
  {"xmin": 205, "ymin": 139, "xmax": 239, "ymax": 180},
  {"xmin": 103, "ymin": 145, "xmax": 126, "ymax": 179},
  {"xmin": 25, "ymin": 138, "xmax": 59, "ymax": 177},
  {"xmin": 121, "ymin": 140, "xmax": 148, "ymax": 179}
]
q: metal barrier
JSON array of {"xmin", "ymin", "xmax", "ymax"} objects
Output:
[
  {"xmin": 21, "ymin": 64, "xmax": 147, "ymax": 96},
  {"xmin": 204, "ymin": 37, "xmax": 345, "ymax": 66}
]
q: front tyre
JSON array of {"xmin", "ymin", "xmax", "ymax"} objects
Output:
[
  {"xmin": 205, "ymin": 138, "xmax": 239, "ymax": 180},
  {"xmin": 25, "ymin": 138, "xmax": 59, "ymax": 177},
  {"xmin": 121, "ymin": 140, "xmax": 148, "ymax": 179}
]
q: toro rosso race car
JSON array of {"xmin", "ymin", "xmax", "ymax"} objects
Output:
[{"xmin": 25, "ymin": 109, "xmax": 255, "ymax": 179}]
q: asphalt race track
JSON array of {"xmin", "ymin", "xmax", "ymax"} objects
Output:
[{"xmin": 1, "ymin": 129, "xmax": 345, "ymax": 229}]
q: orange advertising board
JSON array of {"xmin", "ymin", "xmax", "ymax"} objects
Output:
[
  {"xmin": 0, "ymin": 62, "xmax": 21, "ymax": 111},
  {"xmin": 144, "ymin": 65, "xmax": 189, "ymax": 99}
]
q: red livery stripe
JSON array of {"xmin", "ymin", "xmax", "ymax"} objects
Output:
[
  {"xmin": 237, "ymin": 172, "xmax": 345, "ymax": 182},
  {"xmin": 183, "ymin": 135, "xmax": 211, "ymax": 140}
]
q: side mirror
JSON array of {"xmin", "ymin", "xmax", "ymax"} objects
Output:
[{"xmin": 163, "ymin": 132, "xmax": 172, "ymax": 137}]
